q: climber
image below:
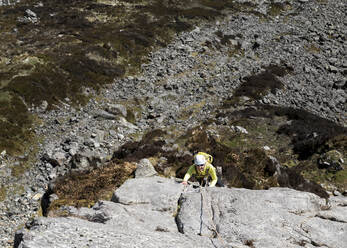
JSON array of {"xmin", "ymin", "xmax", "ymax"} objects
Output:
[{"xmin": 181, "ymin": 153, "xmax": 224, "ymax": 187}]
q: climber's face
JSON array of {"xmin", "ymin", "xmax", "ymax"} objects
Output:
[{"xmin": 196, "ymin": 163, "xmax": 205, "ymax": 172}]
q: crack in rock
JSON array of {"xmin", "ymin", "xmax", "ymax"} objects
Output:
[{"xmin": 315, "ymin": 214, "xmax": 347, "ymax": 223}]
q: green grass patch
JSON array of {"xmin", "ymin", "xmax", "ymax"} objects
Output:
[{"xmin": 335, "ymin": 170, "xmax": 347, "ymax": 185}]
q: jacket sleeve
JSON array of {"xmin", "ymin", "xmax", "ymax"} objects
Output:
[
  {"xmin": 208, "ymin": 165, "xmax": 218, "ymax": 187},
  {"xmin": 183, "ymin": 165, "xmax": 195, "ymax": 182}
]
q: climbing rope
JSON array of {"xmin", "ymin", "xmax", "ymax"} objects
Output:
[
  {"xmin": 179, "ymin": 179, "xmax": 227, "ymax": 247},
  {"xmin": 199, "ymin": 185, "xmax": 204, "ymax": 235},
  {"xmin": 199, "ymin": 185, "xmax": 227, "ymax": 247}
]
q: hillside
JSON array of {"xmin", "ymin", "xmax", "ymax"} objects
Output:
[{"xmin": 0, "ymin": 0, "xmax": 346, "ymax": 247}]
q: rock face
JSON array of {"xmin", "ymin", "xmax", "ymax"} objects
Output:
[
  {"xmin": 15, "ymin": 177, "xmax": 347, "ymax": 248},
  {"xmin": 177, "ymin": 187, "xmax": 347, "ymax": 248},
  {"xmin": 135, "ymin": 158, "xmax": 158, "ymax": 178}
]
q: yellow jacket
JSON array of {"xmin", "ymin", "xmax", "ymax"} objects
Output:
[{"xmin": 183, "ymin": 162, "xmax": 218, "ymax": 187}]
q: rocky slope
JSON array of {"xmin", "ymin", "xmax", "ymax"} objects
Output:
[
  {"xmin": 0, "ymin": 0, "xmax": 346, "ymax": 247},
  {"xmin": 15, "ymin": 174, "xmax": 347, "ymax": 248},
  {"xmin": 0, "ymin": 0, "xmax": 19, "ymax": 6}
]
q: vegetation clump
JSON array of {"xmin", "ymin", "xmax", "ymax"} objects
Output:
[
  {"xmin": 233, "ymin": 65, "xmax": 293, "ymax": 100},
  {"xmin": 0, "ymin": 93, "xmax": 33, "ymax": 154},
  {"xmin": 46, "ymin": 161, "xmax": 136, "ymax": 216}
]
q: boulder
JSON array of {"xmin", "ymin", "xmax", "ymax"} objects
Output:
[
  {"xmin": 42, "ymin": 151, "xmax": 67, "ymax": 167},
  {"xmin": 95, "ymin": 110, "xmax": 117, "ymax": 120},
  {"xmin": 231, "ymin": 125, "xmax": 248, "ymax": 134},
  {"xmin": 135, "ymin": 158, "xmax": 158, "ymax": 178},
  {"xmin": 91, "ymin": 130, "xmax": 105, "ymax": 143},
  {"xmin": 318, "ymin": 150, "xmax": 344, "ymax": 172},
  {"xmin": 118, "ymin": 117, "xmax": 138, "ymax": 130},
  {"xmin": 71, "ymin": 150, "xmax": 110, "ymax": 170},
  {"xmin": 106, "ymin": 103, "xmax": 127, "ymax": 117},
  {"xmin": 111, "ymin": 176, "xmax": 183, "ymax": 212}
]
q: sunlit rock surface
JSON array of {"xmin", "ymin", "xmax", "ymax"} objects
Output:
[{"xmin": 16, "ymin": 177, "xmax": 347, "ymax": 248}]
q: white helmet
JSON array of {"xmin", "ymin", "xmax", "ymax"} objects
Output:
[{"xmin": 194, "ymin": 154, "xmax": 206, "ymax": 165}]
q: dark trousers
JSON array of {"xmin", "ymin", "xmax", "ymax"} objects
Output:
[{"xmin": 197, "ymin": 177, "xmax": 224, "ymax": 187}]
